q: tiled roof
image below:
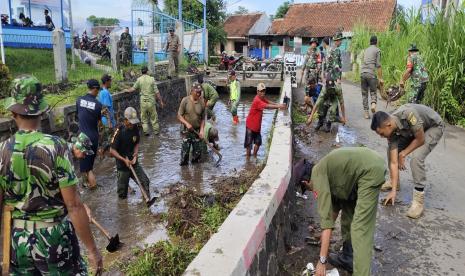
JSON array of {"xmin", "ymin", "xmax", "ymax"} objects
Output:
[
  {"xmin": 270, "ymin": 0, "xmax": 396, "ymax": 37},
  {"xmin": 223, "ymin": 13, "xmax": 263, "ymax": 38}
]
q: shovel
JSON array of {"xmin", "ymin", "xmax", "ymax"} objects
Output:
[
  {"xmin": 129, "ymin": 164, "xmax": 157, "ymax": 207},
  {"xmin": 2, "ymin": 205, "xmax": 13, "ymax": 274},
  {"xmin": 89, "ymin": 217, "xmax": 122, "ymax": 253},
  {"xmin": 193, "ymin": 130, "xmax": 222, "ymax": 166}
]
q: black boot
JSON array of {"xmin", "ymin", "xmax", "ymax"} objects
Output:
[
  {"xmin": 328, "ymin": 241, "xmax": 353, "ymax": 273},
  {"xmin": 315, "ymin": 119, "xmax": 325, "ymax": 131},
  {"xmin": 324, "ymin": 121, "xmax": 332, "ymax": 133}
]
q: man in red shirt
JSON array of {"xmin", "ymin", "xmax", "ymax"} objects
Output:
[{"xmin": 245, "ymin": 83, "xmax": 286, "ymax": 157}]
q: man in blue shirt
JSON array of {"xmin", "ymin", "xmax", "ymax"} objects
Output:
[
  {"xmin": 98, "ymin": 74, "xmax": 115, "ymax": 156},
  {"xmin": 76, "ymin": 79, "xmax": 102, "ymax": 189}
]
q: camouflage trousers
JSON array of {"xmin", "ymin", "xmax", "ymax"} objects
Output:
[
  {"xmin": 121, "ymin": 46, "xmax": 132, "ymax": 65},
  {"xmin": 10, "ymin": 219, "xmax": 87, "ymax": 275},
  {"xmin": 306, "ymin": 68, "xmax": 320, "ymax": 82},
  {"xmin": 181, "ymin": 131, "xmax": 202, "ymax": 165},
  {"xmin": 117, "ymin": 162, "xmax": 150, "ymax": 199},
  {"xmin": 230, "ymin": 100, "xmax": 239, "ymax": 116},
  {"xmin": 408, "ymin": 82, "xmax": 428, "ymax": 104},
  {"xmin": 318, "ymin": 98, "xmax": 340, "ymax": 123}
]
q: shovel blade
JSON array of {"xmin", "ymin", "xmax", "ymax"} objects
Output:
[
  {"xmin": 146, "ymin": 196, "xmax": 158, "ymax": 207},
  {"xmin": 106, "ymin": 234, "xmax": 122, "ymax": 252},
  {"xmin": 215, "ymin": 154, "xmax": 223, "ymax": 167}
]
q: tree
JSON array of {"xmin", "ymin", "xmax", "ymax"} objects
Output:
[
  {"xmin": 275, "ymin": 1, "xmax": 290, "ymax": 19},
  {"xmin": 87, "ymin": 15, "xmax": 120, "ymax": 26},
  {"xmin": 234, "ymin": 6, "xmax": 249, "ymax": 14},
  {"xmin": 163, "ymin": 0, "xmax": 227, "ymax": 55}
]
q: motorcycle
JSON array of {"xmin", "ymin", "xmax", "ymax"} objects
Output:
[{"xmin": 219, "ymin": 53, "xmax": 243, "ymax": 71}]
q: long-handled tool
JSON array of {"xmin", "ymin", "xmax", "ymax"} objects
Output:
[
  {"xmin": 89, "ymin": 216, "xmax": 122, "ymax": 253},
  {"xmin": 2, "ymin": 205, "xmax": 13, "ymax": 274},
  {"xmin": 193, "ymin": 130, "xmax": 222, "ymax": 166},
  {"xmin": 129, "ymin": 164, "xmax": 157, "ymax": 207}
]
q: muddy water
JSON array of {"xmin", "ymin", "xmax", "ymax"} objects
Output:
[{"xmin": 81, "ymin": 91, "xmax": 278, "ymax": 266}]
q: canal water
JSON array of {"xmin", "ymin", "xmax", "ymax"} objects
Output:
[{"xmin": 81, "ymin": 90, "xmax": 279, "ymax": 266}]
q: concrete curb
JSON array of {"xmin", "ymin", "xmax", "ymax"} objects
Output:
[{"xmin": 184, "ymin": 77, "xmax": 292, "ymax": 276}]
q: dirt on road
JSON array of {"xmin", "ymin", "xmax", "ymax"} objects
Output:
[{"xmin": 281, "ymin": 80, "xmax": 465, "ymax": 276}]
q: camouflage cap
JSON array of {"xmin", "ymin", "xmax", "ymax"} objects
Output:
[
  {"xmin": 333, "ymin": 32, "xmax": 344, "ymax": 41},
  {"xmin": 310, "ymin": 38, "xmax": 318, "ymax": 44},
  {"xmin": 324, "ymin": 73, "xmax": 336, "ymax": 89},
  {"xmin": 71, "ymin": 132, "xmax": 94, "ymax": 155},
  {"xmin": 6, "ymin": 75, "xmax": 49, "ymax": 116},
  {"xmin": 408, "ymin": 43, "xmax": 419, "ymax": 52}
]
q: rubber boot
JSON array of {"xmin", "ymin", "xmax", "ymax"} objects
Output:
[
  {"xmin": 364, "ymin": 110, "xmax": 370, "ymax": 119},
  {"xmin": 406, "ymin": 190, "xmax": 424, "ymax": 219},
  {"xmin": 371, "ymin": 102, "xmax": 377, "ymax": 113},
  {"xmin": 315, "ymin": 118, "xmax": 325, "ymax": 131},
  {"xmin": 381, "ymin": 180, "xmax": 400, "ymax": 192},
  {"xmin": 324, "ymin": 121, "xmax": 332, "ymax": 133},
  {"xmin": 233, "ymin": 116, "xmax": 239, "ymax": 125},
  {"xmin": 328, "ymin": 241, "xmax": 353, "ymax": 273}
]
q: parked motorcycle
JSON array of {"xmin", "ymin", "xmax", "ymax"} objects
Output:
[{"xmin": 219, "ymin": 52, "xmax": 244, "ymax": 71}]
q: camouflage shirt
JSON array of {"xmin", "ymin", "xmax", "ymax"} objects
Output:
[
  {"xmin": 325, "ymin": 46, "xmax": 342, "ymax": 80},
  {"xmin": 304, "ymin": 47, "xmax": 321, "ymax": 71},
  {"xmin": 0, "ymin": 130, "xmax": 78, "ymax": 222},
  {"xmin": 315, "ymin": 86, "xmax": 344, "ymax": 107},
  {"xmin": 120, "ymin": 32, "xmax": 132, "ymax": 47},
  {"xmin": 407, "ymin": 53, "xmax": 429, "ymax": 88}
]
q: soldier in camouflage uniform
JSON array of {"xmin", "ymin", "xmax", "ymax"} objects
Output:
[
  {"xmin": 69, "ymin": 132, "xmax": 95, "ymax": 159},
  {"xmin": 307, "ymin": 75, "xmax": 346, "ymax": 132},
  {"xmin": 302, "ymin": 38, "xmax": 322, "ymax": 83},
  {"xmin": 177, "ymin": 82, "xmax": 206, "ymax": 166},
  {"xmin": 120, "ymin": 27, "xmax": 133, "ymax": 66},
  {"xmin": 324, "ymin": 33, "xmax": 343, "ymax": 95},
  {"xmin": 0, "ymin": 75, "xmax": 102, "ymax": 275},
  {"xmin": 400, "ymin": 44, "xmax": 429, "ymax": 104},
  {"xmin": 198, "ymin": 75, "xmax": 219, "ymax": 120}
]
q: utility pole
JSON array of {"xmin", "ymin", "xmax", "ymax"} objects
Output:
[{"xmin": 68, "ymin": 0, "xmax": 76, "ymax": 69}]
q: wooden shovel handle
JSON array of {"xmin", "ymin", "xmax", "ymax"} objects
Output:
[
  {"xmin": 90, "ymin": 217, "xmax": 112, "ymax": 240},
  {"xmin": 2, "ymin": 205, "xmax": 13, "ymax": 275},
  {"xmin": 129, "ymin": 164, "xmax": 150, "ymax": 202}
]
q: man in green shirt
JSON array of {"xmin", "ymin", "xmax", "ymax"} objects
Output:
[
  {"xmin": 371, "ymin": 104, "xmax": 444, "ymax": 218},
  {"xmin": 303, "ymin": 147, "xmax": 386, "ymax": 276},
  {"xmin": 125, "ymin": 66, "xmax": 165, "ymax": 136},
  {"xmin": 177, "ymin": 82, "xmax": 206, "ymax": 166},
  {"xmin": 0, "ymin": 76, "xmax": 102, "ymax": 275},
  {"xmin": 198, "ymin": 75, "xmax": 219, "ymax": 120},
  {"xmin": 228, "ymin": 70, "xmax": 241, "ymax": 125}
]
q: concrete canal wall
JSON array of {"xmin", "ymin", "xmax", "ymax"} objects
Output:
[
  {"xmin": 0, "ymin": 77, "xmax": 187, "ymax": 142},
  {"xmin": 184, "ymin": 77, "xmax": 294, "ymax": 276}
]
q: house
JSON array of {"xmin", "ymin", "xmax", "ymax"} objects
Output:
[
  {"xmin": 269, "ymin": 0, "xmax": 396, "ymax": 56},
  {"xmin": 217, "ymin": 12, "xmax": 271, "ymax": 58}
]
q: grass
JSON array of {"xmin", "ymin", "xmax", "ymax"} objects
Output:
[
  {"xmin": 350, "ymin": 5, "xmax": 465, "ymax": 126},
  {"xmin": 292, "ymin": 103, "xmax": 308, "ymax": 124},
  {"xmin": 5, "ymin": 48, "xmax": 111, "ymax": 85}
]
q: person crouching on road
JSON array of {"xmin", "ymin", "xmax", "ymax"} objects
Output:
[
  {"xmin": 177, "ymin": 82, "xmax": 206, "ymax": 166},
  {"xmin": 69, "ymin": 132, "xmax": 95, "ymax": 160},
  {"xmin": 0, "ymin": 75, "xmax": 102, "ymax": 275},
  {"xmin": 110, "ymin": 107, "xmax": 151, "ymax": 199},
  {"xmin": 302, "ymin": 147, "xmax": 386, "ymax": 276},
  {"xmin": 371, "ymin": 104, "xmax": 444, "ymax": 218},
  {"xmin": 306, "ymin": 75, "xmax": 346, "ymax": 132},
  {"xmin": 228, "ymin": 70, "xmax": 241, "ymax": 125},
  {"xmin": 245, "ymin": 83, "xmax": 286, "ymax": 157}
]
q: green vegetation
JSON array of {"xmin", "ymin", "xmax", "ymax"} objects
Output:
[
  {"xmin": 0, "ymin": 63, "xmax": 12, "ymax": 98},
  {"xmin": 86, "ymin": 15, "xmax": 120, "ymax": 26},
  {"xmin": 233, "ymin": 6, "xmax": 249, "ymax": 15},
  {"xmin": 350, "ymin": 6, "xmax": 465, "ymax": 126},
  {"xmin": 274, "ymin": 1, "xmax": 291, "ymax": 19},
  {"xmin": 292, "ymin": 103, "xmax": 308, "ymax": 124}
]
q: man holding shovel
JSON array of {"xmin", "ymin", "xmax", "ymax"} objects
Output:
[
  {"xmin": 0, "ymin": 75, "xmax": 102, "ymax": 274},
  {"xmin": 178, "ymin": 82, "xmax": 206, "ymax": 166},
  {"xmin": 110, "ymin": 107, "xmax": 152, "ymax": 200}
]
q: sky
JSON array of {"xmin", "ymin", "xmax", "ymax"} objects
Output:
[
  {"xmin": 71, "ymin": 0, "xmax": 420, "ymax": 23},
  {"xmin": 1, "ymin": 0, "xmax": 420, "ymax": 28}
]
